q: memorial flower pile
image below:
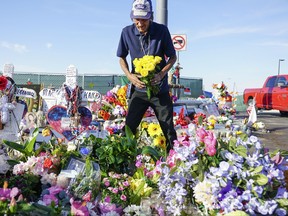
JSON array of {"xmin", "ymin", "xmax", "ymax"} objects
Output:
[
  {"xmin": 2, "ymin": 81, "xmax": 288, "ymax": 216},
  {"xmin": 156, "ymin": 124, "xmax": 288, "ymax": 215},
  {"xmin": 133, "ymin": 55, "xmax": 162, "ymax": 99}
]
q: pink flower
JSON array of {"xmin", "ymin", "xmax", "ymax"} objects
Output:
[
  {"xmin": 271, "ymin": 153, "xmax": 284, "ymax": 165},
  {"xmin": 104, "ymin": 180, "xmax": 110, "ymax": 187},
  {"xmin": 48, "ymin": 185, "xmax": 64, "ymax": 195},
  {"xmin": 135, "ymin": 161, "xmax": 142, "ymax": 168},
  {"xmin": 173, "ymin": 140, "xmax": 181, "ymax": 147},
  {"xmin": 112, "ymin": 188, "xmax": 119, "ymax": 194},
  {"xmin": 82, "ymin": 191, "xmax": 92, "ymax": 202},
  {"xmin": 10, "ymin": 187, "xmax": 20, "ymax": 198},
  {"xmin": 43, "ymin": 194, "xmax": 58, "ymax": 206},
  {"xmin": 70, "ymin": 198, "xmax": 89, "ymax": 216},
  {"xmin": 196, "ymin": 128, "xmax": 208, "ymax": 142},
  {"xmin": 205, "ymin": 145, "xmax": 217, "ymax": 156},
  {"xmin": 104, "ymin": 196, "xmax": 111, "ymax": 203},
  {"xmin": 106, "ymin": 91, "xmax": 113, "ymax": 97},
  {"xmin": 0, "ymin": 188, "xmax": 11, "ymax": 200},
  {"xmin": 123, "ymin": 181, "xmax": 129, "ymax": 187},
  {"xmin": 120, "ymin": 194, "xmax": 127, "ymax": 201},
  {"xmin": 204, "ymin": 131, "xmax": 217, "ymax": 147}
]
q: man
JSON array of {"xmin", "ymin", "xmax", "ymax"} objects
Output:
[{"xmin": 117, "ymin": 0, "xmax": 177, "ymax": 152}]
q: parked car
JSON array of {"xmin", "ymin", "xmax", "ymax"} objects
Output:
[{"xmin": 243, "ymin": 74, "xmax": 288, "ymax": 116}]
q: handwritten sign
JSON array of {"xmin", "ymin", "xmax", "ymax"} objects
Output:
[
  {"xmin": 40, "ymin": 88, "xmax": 101, "ymax": 103},
  {"xmin": 16, "ymin": 88, "xmax": 37, "ymax": 99}
]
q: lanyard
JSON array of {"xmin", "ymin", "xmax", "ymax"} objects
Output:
[{"xmin": 139, "ymin": 34, "xmax": 150, "ymax": 56}]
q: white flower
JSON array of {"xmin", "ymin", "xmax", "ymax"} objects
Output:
[
  {"xmin": 57, "ymin": 175, "xmax": 70, "ymax": 189},
  {"xmin": 67, "ymin": 142, "xmax": 77, "ymax": 151},
  {"xmin": 193, "ymin": 180, "xmax": 217, "ymax": 209}
]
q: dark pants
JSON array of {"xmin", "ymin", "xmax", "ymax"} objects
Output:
[{"xmin": 125, "ymin": 90, "xmax": 177, "ymax": 151}]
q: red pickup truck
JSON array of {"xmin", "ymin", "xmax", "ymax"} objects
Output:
[{"xmin": 243, "ymin": 74, "xmax": 288, "ymax": 116}]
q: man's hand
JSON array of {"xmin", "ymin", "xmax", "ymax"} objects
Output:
[
  {"xmin": 151, "ymin": 73, "xmax": 162, "ymax": 86},
  {"xmin": 129, "ymin": 73, "xmax": 146, "ymax": 89}
]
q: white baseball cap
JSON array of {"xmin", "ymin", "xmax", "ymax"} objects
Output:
[{"xmin": 130, "ymin": 0, "xmax": 153, "ymax": 20}]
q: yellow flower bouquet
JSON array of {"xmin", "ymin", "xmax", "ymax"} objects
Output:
[{"xmin": 133, "ymin": 55, "xmax": 162, "ymax": 99}]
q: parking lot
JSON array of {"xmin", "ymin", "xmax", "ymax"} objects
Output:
[{"xmin": 238, "ymin": 110, "xmax": 288, "ymax": 152}]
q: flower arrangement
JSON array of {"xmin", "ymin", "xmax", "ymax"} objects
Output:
[
  {"xmin": 133, "ymin": 55, "xmax": 162, "ymax": 99},
  {"xmin": 156, "ymin": 124, "xmax": 288, "ymax": 215},
  {"xmin": 98, "ymin": 85, "xmax": 128, "ymax": 120},
  {"xmin": 0, "ymin": 75, "xmax": 8, "ymax": 91},
  {"xmin": 100, "ymin": 172, "xmax": 131, "ymax": 209},
  {"xmin": 137, "ymin": 120, "xmax": 167, "ymax": 157},
  {"xmin": 0, "ymin": 181, "xmax": 35, "ymax": 215},
  {"xmin": 212, "ymin": 81, "xmax": 227, "ymax": 97}
]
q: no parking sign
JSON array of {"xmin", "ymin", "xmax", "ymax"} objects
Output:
[{"xmin": 171, "ymin": 34, "xmax": 187, "ymax": 51}]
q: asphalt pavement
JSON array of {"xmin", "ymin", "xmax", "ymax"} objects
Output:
[{"xmin": 237, "ymin": 110, "xmax": 288, "ymax": 152}]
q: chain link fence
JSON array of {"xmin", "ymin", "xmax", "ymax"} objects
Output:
[{"xmin": 1, "ymin": 71, "xmax": 203, "ymax": 98}]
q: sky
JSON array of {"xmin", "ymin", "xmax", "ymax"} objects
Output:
[{"xmin": 0, "ymin": 0, "xmax": 288, "ymax": 94}]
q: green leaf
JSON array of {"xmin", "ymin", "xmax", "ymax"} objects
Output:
[
  {"xmin": 276, "ymin": 198, "xmax": 288, "ymax": 207},
  {"xmin": 252, "ymin": 166, "xmax": 263, "ymax": 174},
  {"xmin": 141, "ymin": 146, "xmax": 161, "ymax": 161},
  {"xmin": 224, "ymin": 210, "xmax": 249, "ymax": 216},
  {"xmin": 234, "ymin": 145, "xmax": 247, "ymax": 157},
  {"xmin": 3, "ymin": 140, "xmax": 25, "ymax": 152},
  {"xmin": 197, "ymin": 157, "xmax": 205, "ymax": 181},
  {"xmin": 228, "ymin": 137, "xmax": 237, "ymax": 151},
  {"xmin": 252, "ymin": 174, "xmax": 268, "ymax": 186},
  {"xmin": 24, "ymin": 133, "xmax": 38, "ymax": 155},
  {"xmin": 147, "ymin": 88, "xmax": 151, "ymax": 100}
]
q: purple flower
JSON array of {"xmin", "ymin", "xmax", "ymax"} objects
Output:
[
  {"xmin": 99, "ymin": 202, "xmax": 123, "ymax": 215},
  {"xmin": 80, "ymin": 147, "xmax": 91, "ymax": 155},
  {"xmin": 218, "ymin": 181, "xmax": 232, "ymax": 201}
]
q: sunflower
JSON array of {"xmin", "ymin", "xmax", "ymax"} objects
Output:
[
  {"xmin": 147, "ymin": 123, "xmax": 162, "ymax": 137},
  {"xmin": 153, "ymin": 135, "xmax": 166, "ymax": 149}
]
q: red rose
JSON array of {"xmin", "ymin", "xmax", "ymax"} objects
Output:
[
  {"xmin": 43, "ymin": 158, "xmax": 53, "ymax": 168},
  {"xmin": 0, "ymin": 76, "xmax": 8, "ymax": 91}
]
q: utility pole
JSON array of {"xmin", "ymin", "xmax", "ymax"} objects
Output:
[{"xmin": 156, "ymin": 0, "xmax": 168, "ymax": 26}]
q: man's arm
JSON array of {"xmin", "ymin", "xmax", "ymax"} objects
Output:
[
  {"xmin": 152, "ymin": 55, "xmax": 177, "ymax": 84},
  {"xmin": 160, "ymin": 55, "xmax": 177, "ymax": 79},
  {"xmin": 119, "ymin": 57, "xmax": 145, "ymax": 89}
]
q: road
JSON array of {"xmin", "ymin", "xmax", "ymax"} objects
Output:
[{"xmin": 237, "ymin": 110, "xmax": 288, "ymax": 152}]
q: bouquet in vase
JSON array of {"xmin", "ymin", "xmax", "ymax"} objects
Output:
[{"xmin": 133, "ymin": 55, "xmax": 162, "ymax": 99}]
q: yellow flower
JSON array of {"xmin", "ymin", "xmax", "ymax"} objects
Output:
[
  {"xmin": 147, "ymin": 123, "xmax": 162, "ymax": 137},
  {"xmin": 153, "ymin": 135, "xmax": 166, "ymax": 149},
  {"xmin": 133, "ymin": 55, "xmax": 163, "ymax": 99},
  {"xmin": 145, "ymin": 62, "xmax": 156, "ymax": 72},
  {"xmin": 42, "ymin": 127, "xmax": 52, "ymax": 137},
  {"xmin": 129, "ymin": 178, "xmax": 153, "ymax": 196},
  {"xmin": 236, "ymin": 131, "xmax": 243, "ymax": 135},
  {"xmin": 141, "ymin": 121, "xmax": 149, "ymax": 130},
  {"xmin": 139, "ymin": 69, "xmax": 149, "ymax": 77},
  {"xmin": 154, "ymin": 56, "xmax": 162, "ymax": 64}
]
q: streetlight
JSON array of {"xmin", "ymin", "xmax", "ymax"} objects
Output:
[{"xmin": 278, "ymin": 59, "xmax": 285, "ymax": 75}]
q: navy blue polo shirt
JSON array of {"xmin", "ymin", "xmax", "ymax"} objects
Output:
[{"xmin": 117, "ymin": 21, "xmax": 176, "ymax": 93}]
